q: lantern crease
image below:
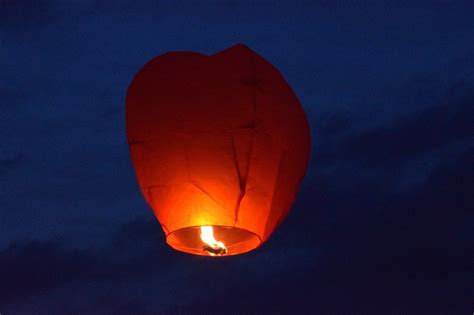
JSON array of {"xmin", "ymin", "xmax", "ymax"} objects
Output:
[
  {"xmin": 230, "ymin": 130, "xmax": 256, "ymax": 224},
  {"xmin": 189, "ymin": 181, "xmax": 223, "ymax": 208},
  {"xmin": 231, "ymin": 52, "xmax": 259, "ymax": 224}
]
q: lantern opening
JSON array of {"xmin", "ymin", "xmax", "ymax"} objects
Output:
[{"xmin": 166, "ymin": 225, "xmax": 261, "ymax": 257}]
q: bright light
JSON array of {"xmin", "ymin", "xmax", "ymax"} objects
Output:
[{"xmin": 200, "ymin": 226, "xmax": 227, "ymax": 256}]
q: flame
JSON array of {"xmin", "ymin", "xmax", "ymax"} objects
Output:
[{"xmin": 200, "ymin": 226, "xmax": 227, "ymax": 256}]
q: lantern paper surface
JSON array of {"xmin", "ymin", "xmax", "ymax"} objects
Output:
[{"xmin": 126, "ymin": 44, "xmax": 311, "ymax": 256}]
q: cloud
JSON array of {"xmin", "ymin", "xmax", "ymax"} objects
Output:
[
  {"xmin": 318, "ymin": 111, "xmax": 353, "ymax": 137},
  {"xmin": 3, "ymin": 140, "xmax": 472, "ymax": 314},
  {"xmin": 315, "ymin": 80, "xmax": 474, "ymax": 168},
  {"xmin": 0, "ymin": 217, "xmax": 186, "ymax": 311},
  {"xmin": 0, "ymin": 240, "xmax": 97, "ymax": 305},
  {"xmin": 0, "ymin": 0, "xmax": 54, "ymax": 30},
  {"xmin": 0, "ymin": 150, "xmax": 24, "ymax": 176},
  {"xmin": 0, "ymin": 215, "xmax": 320, "ymax": 313}
]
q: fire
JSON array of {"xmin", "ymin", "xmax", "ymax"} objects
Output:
[{"xmin": 200, "ymin": 226, "xmax": 227, "ymax": 256}]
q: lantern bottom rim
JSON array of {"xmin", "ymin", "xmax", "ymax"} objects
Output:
[{"xmin": 166, "ymin": 225, "xmax": 262, "ymax": 257}]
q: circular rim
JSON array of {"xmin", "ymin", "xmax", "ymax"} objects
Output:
[{"xmin": 165, "ymin": 225, "xmax": 263, "ymax": 257}]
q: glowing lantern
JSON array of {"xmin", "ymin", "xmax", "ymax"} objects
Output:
[{"xmin": 126, "ymin": 44, "xmax": 310, "ymax": 256}]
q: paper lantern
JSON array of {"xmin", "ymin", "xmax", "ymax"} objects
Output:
[{"xmin": 126, "ymin": 44, "xmax": 310, "ymax": 256}]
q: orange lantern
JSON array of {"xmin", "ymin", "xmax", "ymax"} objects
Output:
[{"xmin": 126, "ymin": 44, "xmax": 310, "ymax": 256}]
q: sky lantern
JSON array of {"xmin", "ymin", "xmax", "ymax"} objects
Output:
[{"xmin": 126, "ymin": 44, "xmax": 311, "ymax": 256}]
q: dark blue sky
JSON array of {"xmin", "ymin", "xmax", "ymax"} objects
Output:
[{"xmin": 1, "ymin": 1, "xmax": 473, "ymax": 314}]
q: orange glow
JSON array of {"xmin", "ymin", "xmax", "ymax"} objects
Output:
[{"xmin": 126, "ymin": 44, "xmax": 311, "ymax": 256}]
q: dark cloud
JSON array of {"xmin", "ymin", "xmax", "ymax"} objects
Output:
[
  {"xmin": 0, "ymin": 79, "xmax": 26, "ymax": 108},
  {"xmin": 315, "ymin": 80, "xmax": 474, "ymax": 167},
  {"xmin": 0, "ymin": 0, "xmax": 54, "ymax": 29},
  {"xmin": 0, "ymin": 240, "xmax": 97, "ymax": 305},
  {"xmin": 0, "ymin": 150, "xmax": 24, "ymax": 175},
  {"xmin": 0, "ymin": 218, "xmax": 179, "ymax": 309},
  {"xmin": 2, "ymin": 141, "xmax": 471, "ymax": 314},
  {"xmin": 318, "ymin": 111, "xmax": 352, "ymax": 137}
]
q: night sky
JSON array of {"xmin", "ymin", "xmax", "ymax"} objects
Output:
[{"xmin": 1, "ymin": 1, "xmax": 473, "ymax": 314}]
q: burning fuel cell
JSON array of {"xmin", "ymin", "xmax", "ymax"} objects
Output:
[{"xmin": 200, "ymin": 226, "xmax": 228, "ymax": 256}]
